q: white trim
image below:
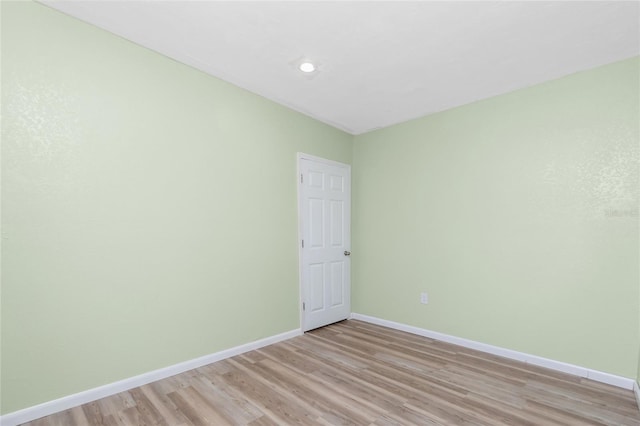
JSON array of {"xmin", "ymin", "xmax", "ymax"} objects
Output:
[
  {"xmin": 297, "ymin": 152, "xmax": 350, "ymax": 169},
  {"xmin": 0, "ymin": 329, "xmax": 301, "ymax": 426},
  {"xmin": 350, "ymin": 313, "xmax": 636, "ymax": 390},
  {"xmin": 634, "ymin": 381, "xmax": 640, "ymax": 412},
  {"xmin": 296, "ymin": 153, "xmax": 305, "ymax": 332}
]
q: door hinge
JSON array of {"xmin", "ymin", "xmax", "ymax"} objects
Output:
[
  {"xmin": 301, "ymin": 173, "xmax": 304, "ymax": 183},
  {"xmin": 301, "ymin": 239, "xmax": 304, "ymax": 248},
  {"xmin": 303, "ymin": 302, "xmax": 306, "ymax": 311}
]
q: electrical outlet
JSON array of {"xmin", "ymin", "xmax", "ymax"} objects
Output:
[{"xmin": 420, "ymin": 292, "xmax": 428, "ymax": 304}]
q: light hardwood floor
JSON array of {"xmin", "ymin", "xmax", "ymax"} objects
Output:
[{"xmin": 23, "ymin": 320, "xmax": 640, "ymax": 425}]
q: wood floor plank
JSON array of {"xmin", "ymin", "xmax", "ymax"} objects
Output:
[
  {"xmin": 246, "ymin": 415, "xmax": 280, "ymax": 426},
  {"xmin": 189, "ymin": 373, "xmax": 261, "ymax": 424},
  {"xmin": 244, "ymin": 357, "xmax": 373, "ymax": 424},
  {"xmin": 81, "ymin": 401, "xmax": 118, "ymax": 426},
  {"xmin": 138, "ymin": 383, "xmax": 193, "ymax": 425},
  {"xmin": 166, "ymin": 390, "xmax": 211, "ymax": 426},
  {"xmin": 20, "ymin": 320, "xmax": 640, "ymax": 425},
  {"xmin": 219, "ymin": 360, "xmax": 321, "ymax": 425}
]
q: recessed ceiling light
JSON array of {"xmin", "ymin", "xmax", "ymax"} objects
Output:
[{"xmin": 299, "ymin": 62, "xmax": 316, "ymax": 73}]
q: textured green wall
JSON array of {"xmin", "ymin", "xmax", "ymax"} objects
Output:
[
  {"xmin": 1, "ymin": 2, "xmax": 352, "ymax": 414},
  {"xmin": 352, "ymin": 57, "xmax": 639, "ymax": 379}
]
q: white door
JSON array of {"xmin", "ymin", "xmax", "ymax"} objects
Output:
[{"xmin": 298, "ymin": 154, "xmax": 351, "ymax": 332}]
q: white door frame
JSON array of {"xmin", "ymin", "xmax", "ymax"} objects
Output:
[{"xmin": 297, "ymin": 152, "xmax": 351, "ymax": 332}]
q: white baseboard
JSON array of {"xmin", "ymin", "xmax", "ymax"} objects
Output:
[
  {"xmin": 350, "ymin": 313, "xmax": 635, "ymax": 390},
  {"xmin": 0, "ymin": 329, "xmax": 301, "ymax": 426},
  {"xmin": 4, "ymin": 317, "xmax": 634, "ymax": 426}
]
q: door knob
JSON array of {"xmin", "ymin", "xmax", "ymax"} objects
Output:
[{"xmin": 344, "ymin": 251, "xmax": 351, "ymax": 256}]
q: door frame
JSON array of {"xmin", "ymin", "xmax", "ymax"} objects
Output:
[{"xmin": 296, "ymin": 152, "xmax": 351, "ymax": 332}]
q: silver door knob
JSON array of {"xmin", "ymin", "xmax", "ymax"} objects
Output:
[{"xmin": 344, "ymin": 251, "xmax": 351, "ymax": 256}]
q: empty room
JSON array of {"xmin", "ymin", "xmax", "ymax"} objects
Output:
[{"xmin": 1, "ymin": 1, "xmax": 639, "ymax": 425}]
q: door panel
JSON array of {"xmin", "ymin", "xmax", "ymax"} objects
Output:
[
  {"xmin": 309, "ymin": 198, "xmax": 324, "ymax": 248},
  {"xmin": 309, "ymin": 263, "xmax": 325, "ymax": 312},
  {"xmin": 330, "ymin": 201, "xmax": 344, "ymax": 246},
  {"xmin": 330, "ymin": 261, "xmax": 344, "ymax": 306},
  {"xmin": 299, "ymin": 155, "xmax": 351, "ymax": 332}
]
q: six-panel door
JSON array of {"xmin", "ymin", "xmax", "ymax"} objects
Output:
[{"xmin": 300, "ymin": 157, "xmax": 351, "ymax": 332}]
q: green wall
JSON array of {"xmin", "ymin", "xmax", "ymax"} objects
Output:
[
  {"xmin": 1, "ymin": 2, "xmax": 352, "ymax": 414},
  {"xmin": 352, "ymin": 57, "xmax": 639, "ymax": 379}
]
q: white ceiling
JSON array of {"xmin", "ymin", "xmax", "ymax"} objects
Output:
[{"xmin": 43, "ymin": 1, "xmax": 640, "ymax": 135}]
